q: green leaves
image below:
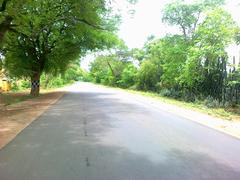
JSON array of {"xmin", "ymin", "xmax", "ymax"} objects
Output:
[
  {"xmin": 89, "ymin": 51, "xmax": 135, "ymax": 87},
  {"xmin": 136, "ymin": 59, "xmax": 161, "ymax": 91},
  {"xmin": 2, "ymin": 0, "xmax": 126, "ymax": 95},
  {"xmin": 162, "ymin": 0, "xmax": 226, "ymax": 40},
  {"xmin": 4, "ymin": 0, "xmax": 120, "ymax": 78},
  {"xmin": 179, "ymin": 8, "xmax": 236, "ymax": 97},
  {"xmin": 162, "ymin": 0, "xmax": 202, "ymax": 39},
  {"xmin": 88, "ymin": 0, "xmax": 240, "ymax": 105}
]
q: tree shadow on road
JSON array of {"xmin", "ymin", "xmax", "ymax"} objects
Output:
[{"xmin": 1, "ymin": 91, "xmax": 240, "ymax": 180}]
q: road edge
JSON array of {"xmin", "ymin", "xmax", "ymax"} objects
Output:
[
  {"xmin": 89, "ymin": 82, "xmax": 240, "ymax": 140},
  {"xmin": 0, "ymin": 90, "xmax": 66, "ymax": 150}
]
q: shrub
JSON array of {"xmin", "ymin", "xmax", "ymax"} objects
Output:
[
  {"xmin": 159, "ymin": 88, "xmax": 182, "ymax": 99},
  {"xmin": 119, "ymin": 64, "xmax": 138, "ymax": 88},
  {"xmin": 204, "ymin": 96, "xmax": 220, "ymax": 108},
  {"xmin": 182, "ymin": 92, "xmax": 196, "ymax": 102},
  {"xmin": 136, "ymin": 60, "xmax": 161, "ymax": 91},
  {"xmin": 159, "ymin": 88, "xmax": 172, "ymax": 97}
]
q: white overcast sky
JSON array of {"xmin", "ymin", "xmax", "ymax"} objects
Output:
[
  {"xmin": 118, "ymin": 0, "xmax": 240, "ymax": 48},
  {"xmin": 117, "ymin": 0, "xmax": 177, "ymax": 48},
  {"xmin": 81, "ymin": 0, "xmax": 240, "ymax": 70}
]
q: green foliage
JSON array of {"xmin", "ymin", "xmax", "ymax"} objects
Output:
[
  {"xmin": 5, "ymin": 0, "xmax": 119, "ymax": 76},
  {"xmin": 158, "ymin": 35, "xmax": 188, "ymax": 88},
  {"xmin": 119, "ymin": 64, "xmax": 137, "ymax": 88},
  {"xmin": 41, "ymin": 64, "xmax": 85, "ymax": 89},
  {"xmin": 180, "ymin": 8, "xmax": 236, "ymax": 97},
  {"xmin": 0, "ymin": 0, "xmax": 28, "ymax": 44},
  {"xmin": 3, "ymin": 0, "xmax": 123, "ymax": 95},
  {"xmin": 162, "ymin": 0, "xmax": 225, "ymax": 39},
  {"xmin": 10, "ymin": 79, "xmax": 30, "ymax": 91},
  {"xmin": 90, "ymin": 53, "xmax": 133, "ymax": 87},
  {"xmin": 204, "ymin": 96, "xmax": 220, "ymax": 108},
  {"xmin": 90, "ymin": 55, "xmax": 112, "ymax": 84},
  {"xmin": 136, "ymin": 60, "xmax": 161, "ymax": 91},
  {"xmin": 10, "ymin": 63, "xmax": 85, "ymax": 90},
  {"xmin": 162, "ymin": 1, "xmax": 202, "ymax": 39},
  {"xmin": 159, "ymin": 88, "xmax": 180, "ymax": 98},
  {"xmin": 88, "ymin": 0, "xmax": 240, "ymax": 107},
  {"xmin": 132, "ymin": 48, "xmax": 145, "ymax": 63},
  {"xmin": 41, "ymin": 75, "xmax": 65, "ymax": 89}
]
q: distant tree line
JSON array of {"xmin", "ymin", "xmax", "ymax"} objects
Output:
[{"xmin": 89, "ymin": 0, "xmax": 240, "ymax": 107}]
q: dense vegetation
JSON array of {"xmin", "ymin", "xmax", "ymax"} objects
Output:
[
  {"xmin": 11, "ymin": 62, "xmax": 86, "ymax": 91},
  {"xmin": 1, "ymin": 0, "xmax": 240, "ymax": 109},
  {"xmin": 0, "ymin": 0, "xmax": 134, "ymax": 96},
  {"xmin": 89, "ymin": 0, "xmax": 240, "ymax": 108}
]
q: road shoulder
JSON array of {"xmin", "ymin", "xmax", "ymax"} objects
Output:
[
  {"xmin": 93, "ymin": 83, "xmax": 240, "ymax": 140},
  {"xmin": 0, "ymin": 90, "xmax": 65, "ymax": 149}
]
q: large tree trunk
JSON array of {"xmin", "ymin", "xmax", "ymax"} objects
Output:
[{"xmin": 30, "ymin": 73, "xmax": 41, "ymax": 96}]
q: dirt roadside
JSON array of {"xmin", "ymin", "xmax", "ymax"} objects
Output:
[{"xmin": 0, "ymin": 90, "xmax": 66, "ymax": 149}]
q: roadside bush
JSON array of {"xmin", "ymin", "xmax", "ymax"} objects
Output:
[
  {"xmin": 10, "ymin": 79, "xmax": 30, "ymax": 91},
  {"xmin": 10, "ymin": 81, "xmax": 20, "ymax": 91},
  {"xmin": 63, "ymin": 65, "xmax": 83, "ymax": 82},
  {"xmin": 204, "ymin": 96, "xmax": 220, "ymax": 108},
  {"xmin": 81, "ymin": 71, "xmax": 92, "ymax": 82},
  {"xmin": 136, "ymin": 60, "xmax": 161, "ymax": 91},
  {"xmin": 182, "ymin": 92, "xmax": 196, "ymax": 102},
  {"xmin": 159, "ymin": 88, "xmax": 182, "ymax": 99},
  {"xmin": 20, "ymin": 80, "xmax": 30, "ymax": 89},
  {"xmin": 119, "ymin": 64, "xmax": 138, "ymax": 88},
  {"xmin": 159, "ymin": 88, "xmax": 171, "ymax": 97},
  {"xmin": 46, "ymin": 76, "xmax": 65, "ymax": 88}
]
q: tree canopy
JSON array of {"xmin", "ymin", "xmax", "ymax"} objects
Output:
[
  {"xmin": 162, "ymin": 0, "xmax": 225, "ymax": 40},
  {"xmin": 3, "ymin": 0, "xmax": 124, "ymax": 95}
]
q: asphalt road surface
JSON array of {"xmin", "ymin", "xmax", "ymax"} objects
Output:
[{"xmin": 1, "ymin": 82, "xmax": 240, "ymax": 180}]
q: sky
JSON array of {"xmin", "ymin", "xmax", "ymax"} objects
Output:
[
  {"xmin": 118, "ymin": 0, "xmax": 240, "ymax": 49},
  {"xmin": 81, "ymin": 0, "xmax": 240, "ymax": 70},
  {"xmin": 117, "ymin": 0, "xmax": 178, "ymax": 49}
]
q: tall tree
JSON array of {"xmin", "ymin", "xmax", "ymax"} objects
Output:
[
  {"xmin": 4, "ymin": 0, "xmax": 121, "ymax": 96},
  {"xmin": 162, "ymin": 0, "xmax": 225, "ymax": 40},
  {"xmin": 180, "ymin": 8, "xmax": 236, "ymax": 98}
]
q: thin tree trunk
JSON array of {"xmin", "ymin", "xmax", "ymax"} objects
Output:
[
  {"xmin": 30, "ymin": 72, "xmax": 41, "ymax": 96},
  {"xmin": 107, "ymin": 61, "xmax": 115, "ymax": 77}
]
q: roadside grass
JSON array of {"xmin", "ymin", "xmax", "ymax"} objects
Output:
[
  {"xmin": 126, "ymin": 90, "xmax": 240, "ymax": 121},
  {"xmin": 3, "ymin": 81, "xmax": 240, "ymax": 121},
  {"xmin": 96, "ymin": 83, "xmax": 240, "ymax": 121}
]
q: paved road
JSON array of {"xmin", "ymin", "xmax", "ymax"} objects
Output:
[{"xmin": 1, "ymin": 82, "xmax": 240, "ymax": 180}]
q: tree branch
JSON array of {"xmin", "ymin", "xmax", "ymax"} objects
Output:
[{"xmin": 74, "ymin": 17, "xmax": 105, "ymax": 30}]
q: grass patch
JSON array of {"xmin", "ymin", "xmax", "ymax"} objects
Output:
[{"xmin": 126, "ymin": 90, "xmax": 239, "ymax": 121}]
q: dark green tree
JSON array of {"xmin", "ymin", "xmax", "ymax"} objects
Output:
[{"xmin": 0, "ymin": 0, "xmax": 28, "ymax": 44}]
